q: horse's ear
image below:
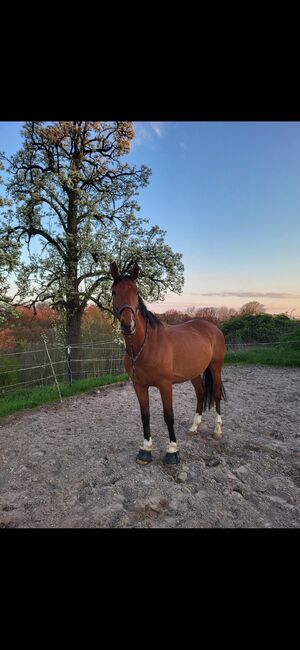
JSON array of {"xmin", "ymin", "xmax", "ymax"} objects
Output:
[
  {"xmin": 110, "ymin": 262, "xmax": 119, "ymax": 279},
  {"xmin": 130, "ymin": 263, "xmax": 139, "ymax": 281}
]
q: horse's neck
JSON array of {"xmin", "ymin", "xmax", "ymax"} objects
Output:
[{"xmin": 124, "ymin": 314, "xmax": 147, "ymax": 356}]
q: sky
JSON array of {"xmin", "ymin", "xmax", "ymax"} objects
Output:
[{"xmin": 1, "ymin": 121, "xmax": 300, "ymax": 316}]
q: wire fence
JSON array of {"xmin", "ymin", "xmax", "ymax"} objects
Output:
[
  {"xmin": 0, "ymin": 339, "xmax": 125, "ymax": 396},
  {"xmin": 0, "ymin": 337, "xmax": 298, "ymax": 397},
  {"xmin": 226, "ymin": 341, "xmax": 280, "ymax": 351},
  {"xmin": 226, "ymin": 340, "xmax": 299, "ymax": 351}
]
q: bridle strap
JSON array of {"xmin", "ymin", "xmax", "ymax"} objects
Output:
[
  {"xmin": 117, "ymin": 304, "xmax": 137, "ymax": 318},
  {"xmin": 125, "ymin": 317, "xmax": 149, "ymax": 384}
]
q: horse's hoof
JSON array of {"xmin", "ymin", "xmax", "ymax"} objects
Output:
[
  {"xmin": 136, "ymin": 449, "xmax": 152, "ymax": 465},
  {"xmin": 213, "ymin": 431, "xmax": 223, "ymax": 440},
  {"xmin": 163, "ymin": 451, "xmax": 180, "ymax": 465}
]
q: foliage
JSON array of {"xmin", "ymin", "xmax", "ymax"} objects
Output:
[
  {"xmin": 0, "ymin": 159, "xmax": 21, "ymax": 321},
  {"xmin": 81, "ymin": 304, "xmax": 112, "ymax": 341},
  {"xmin": 221, "ymin": 313, "xmax": 297, "ymax": 344},
  {"xmin": 0, "ymin": 355, "xmax": 18, "ymax": 388},
  {"xmin": 278, "ymin": 325, "xmax": 300, "ymax": 350},
  {"xmin": 0, "ymin": 303, "xmax": 62, "ymax": 350},
  {"xmin": 239, "ymin": 301, "xmax": 265, "ymax": 315},
  {"xmin": 158, "ymin": 306, "xmax": 233, "ymax": 324},
  {"xmin": 224, "ymin": 318, "xmax": 300, "ymax": 367},
  {"xmin": 0, "ymin": 326, "xmax": 17, "ymax": 351}
]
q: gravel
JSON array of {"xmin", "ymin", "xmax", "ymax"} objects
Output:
[{"xmin": 0, "ymin": 365, "xmax": 299, "ymax": 528}]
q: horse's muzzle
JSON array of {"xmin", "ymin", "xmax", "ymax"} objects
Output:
[
  {"xmin": 121, "ymin": 321, "xmax": 136, "ymax": 336},
  {"xmin": 118, "ymin": 304, "xmax": 137, "ymax": 335}
]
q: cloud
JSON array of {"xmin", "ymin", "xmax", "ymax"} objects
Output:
[
  {"xmin": 179, "ymin": 141, "xmax": 187, "ymax": 151},
  {"xmin": 150, "ymin": 122, "xmax": 164, "ymax": 137},
  {"xmin": 133, "ymin": 123, "xmax": 153, "ymax": 145},
  {"xmin": 133, "ymin": 122, "xmax": 165, "ymax": 146},
  {"xmin": 201, "ymin": 291, "xmax": 300, "ymax": 299}
]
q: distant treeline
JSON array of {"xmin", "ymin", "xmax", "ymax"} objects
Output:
[
  {"xmin": 155, "ymin": 304, "xmax": 300, "ymax": 345},
  {"xmin": 0, "ymin": 304, "xmax": 112, "ymax": 351},
  {"xmin": 1, "ymin": 301, "xmax": 300, "ymax": 351}
]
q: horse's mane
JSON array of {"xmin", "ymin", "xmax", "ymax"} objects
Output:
[
  {"xmin": 138, "ymin": 294, "xmax": 162, "ymax": 328},
  {"xmin": 112, "ymin": 274, "xmax": 162, "ymax": 329}
]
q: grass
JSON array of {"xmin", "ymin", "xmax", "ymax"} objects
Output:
[
  {"xmin": 224, "ymin": 323, "xmax": 300, "ymax": 367},
  {"xmin": 0, "ymin": 373, "xmax": 128, "ymax": 418},
  {"xmin": 225, "ymin": 346, "xmax": 300, "ymax": 367}
]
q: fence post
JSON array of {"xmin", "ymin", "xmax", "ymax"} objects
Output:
[
  {"xmin": 42, "ymin": 335, "xmax": 63, "ymax": 403},
  {"xmin": 67, "ymin": 345, "xmax": 72, "ymax": 384}
]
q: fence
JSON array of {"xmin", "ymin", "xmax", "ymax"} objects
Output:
[
  {"xmin": 1, "ymin": 337, "xmax": 298, "ymax": 397},
  {"xmin": 0, "ymin": 339, "xmax": 125, "ymax": 396},
  {"xmin": 226, "ymin": 339, "xmax": 299, "ymax": 350},
  {"xmin": 226, "ymin": 341, "xmax": 280, "ymax": 351}
]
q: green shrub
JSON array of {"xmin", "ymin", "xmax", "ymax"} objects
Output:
[
  {"xmin": 0, "ymin": 356, "xmax": 18, "ymax": 388},
  {"xmin": 221, "ymin": 313, "xmax": 299, "ymax": 344}
]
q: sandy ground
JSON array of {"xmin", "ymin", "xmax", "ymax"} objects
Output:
[{"xmin": 0, "ymin": 365, "xmax": 299, "ymax": 528}]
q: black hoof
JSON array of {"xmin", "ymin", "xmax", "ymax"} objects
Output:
[
  {"xmin": 163, "ymin": 451, "xmax": 180, "ymax": 465},
  {"xmin": 136, "ymin": 449, "xmax": 152, "ymax": 465}
]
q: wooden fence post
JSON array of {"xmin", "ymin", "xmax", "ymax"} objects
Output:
[
  {"xmin": 42, "ymin": 336, "xmax": 63, "ymax": 403},
  {"xmin": 67, "ymin": 345, "xmax": 72, "ymax": 384}
]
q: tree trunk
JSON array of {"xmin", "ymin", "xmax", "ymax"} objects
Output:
[{"xmin": 66, "ymin": 186, "xmax": 82, "ymax": 378}]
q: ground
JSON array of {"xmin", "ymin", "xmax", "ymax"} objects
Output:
[{"xmin": 0, "ymin": 365, "xmax": 299, "ymax": 528}]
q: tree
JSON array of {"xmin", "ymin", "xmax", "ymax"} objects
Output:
[
  {"xmin": 239, "ymin": 301, "xmax": 265, "ymax": 315},
  {"xmin": 0, "ymin": 122, "xmax": 184, "ymax": 376}
]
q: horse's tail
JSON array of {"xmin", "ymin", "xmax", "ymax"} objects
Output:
[{"xmin": 203, "ymin": 367, "xmax": 227, "ymax": 411}]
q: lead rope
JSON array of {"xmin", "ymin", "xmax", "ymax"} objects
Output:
[{"xmin": 126, "ymin": 318, "xmax": 149, "ymax": 384}]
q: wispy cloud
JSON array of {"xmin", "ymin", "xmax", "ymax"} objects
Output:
[
  {"xmin": 150, "ymin": 122, "xmax": 165, "ymax": 137},
  {"xmin": 201, "ymin": 291, "xmax": 300, "ymax": 299},
  {"xmin": 133, "ymin": 123, "xmax": 153, "ymax": 145},
  {"xmin": 133, "ymin": 122, "xmax": 165, "ymax": 146},
  {"xmin": 179, "ymin": 141, "xmax": 187, "ymax": 151}
]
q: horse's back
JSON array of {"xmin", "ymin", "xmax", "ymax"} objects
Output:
[
  {"xmin": 163, "ymin": 318, "xmax": 225, "ymax": 381},
  {"xmin": 165, "ymin": 318, "xmax": 224, "ymax": 346},
  {"xmin": 186, "ymin": 318, "xmax": 225, "ymax": 363}
]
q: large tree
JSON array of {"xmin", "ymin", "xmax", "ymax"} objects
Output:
[{"xmin": 0, "ymin": 122, "xmax": 184, "ymax": 374}]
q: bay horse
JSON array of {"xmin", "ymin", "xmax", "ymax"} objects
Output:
[{"xmin": 110, "ymin": 262, "xmax": 226, "ymax": 465}]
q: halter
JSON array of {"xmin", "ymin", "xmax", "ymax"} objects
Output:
[
  {"xmin": 112, "ymin": 297, "xmax": 148, "ymax": 383},
  {"xmin": 115, "ymin": 304, "xmax": 137, "ymax": 319},
  {"xmin": 125, "ymin": 318, "xmax": 149, "ymax": 384}
]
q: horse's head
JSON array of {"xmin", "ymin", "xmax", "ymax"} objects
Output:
[{"xmin": 110, "ymin": 262, "xmax": 139, "ymax": 335}]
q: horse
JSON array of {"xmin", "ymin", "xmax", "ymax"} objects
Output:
[{"xmin": 110, "ymin": 262, "xmax": 226, "ymax": 465}]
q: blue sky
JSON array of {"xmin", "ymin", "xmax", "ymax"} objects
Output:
[{"xmin": 1, "ymin": 121, "xmax": 300, "ymax": 315}]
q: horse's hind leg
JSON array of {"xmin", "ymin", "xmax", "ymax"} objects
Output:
[
  {"xmin": 189, "ymin": 376, "xmax": 205, "ymax": 433},
  {"xmin": 209, "ymin": 362, "xmax": 225, "ymax": 439}
]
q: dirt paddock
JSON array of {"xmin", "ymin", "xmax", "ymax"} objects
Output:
[{"xmin": 0, "ymin": 365, "xmax": 299, "ymax": 528}]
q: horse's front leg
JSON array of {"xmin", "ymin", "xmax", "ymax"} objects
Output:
[
  {"xmin": 134, "ymin": 383, "xmax": 153, "ymax": 465},
  {"xmin": 159, "ymin": 381, "xmax": 180, "ymax": 465}
]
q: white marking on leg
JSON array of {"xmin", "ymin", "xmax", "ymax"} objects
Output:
[
  {"xmin": 141, "ymin": 437, "xmax": 152, "ymax": 451},
  {"xmin": 166, "ymin": 441, "xmax": 179, "ymax": 453},
  {"xmin": 189, "ymin": 413, "xmax": 202, "ymax": 433},
  {"xmin": 213, "ymin": 414, "xmax": 223, "ymax": 439}
]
